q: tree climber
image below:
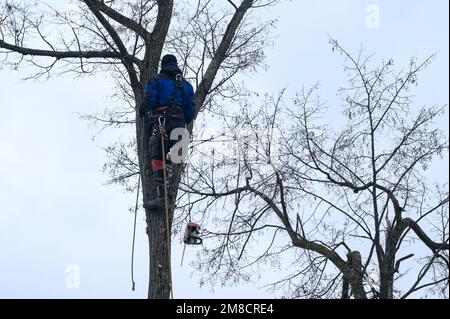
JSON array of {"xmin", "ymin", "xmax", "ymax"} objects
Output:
[{"xmin": 139, "ymin": 54, "xmax": 196, "ymax": 209}]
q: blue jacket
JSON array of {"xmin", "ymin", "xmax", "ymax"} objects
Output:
[{"xmin": 139, "ymin": 63, "xmax": 196, "ymax": 124}]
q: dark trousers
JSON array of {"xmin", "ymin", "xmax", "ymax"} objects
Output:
[{"xmin": 150, "ymin": 107, "xmax": 185, "ymax": 197}]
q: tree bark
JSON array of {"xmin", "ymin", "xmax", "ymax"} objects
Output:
[
  {"xmin": 379, "ymin": 264, "xmax": 394, "ymax": 299},
  {"xmin": 347, "ymin": 251, "xmax": 367, "ymax": 299},
  {"xmin": 135, "ymin": 0, "xmax": 175, "ymax": 300}
]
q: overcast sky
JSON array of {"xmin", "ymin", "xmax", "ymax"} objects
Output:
[{"xmin": 0, "ymin": 0, "xmax": 448, "ymax": 298}]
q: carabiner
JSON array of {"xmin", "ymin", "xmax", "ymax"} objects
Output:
[{"xmin": 158, "ymin": 115, "xmax": 166, "ymax": 127}]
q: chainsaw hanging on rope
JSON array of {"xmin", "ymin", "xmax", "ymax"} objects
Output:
[
  {"xmin": 180, "ymin": 220, "xmax": 203, "ymax": 266},
  {"xmin": 183, "ymin": 221, "xmax": 203, "ymax": 245}
]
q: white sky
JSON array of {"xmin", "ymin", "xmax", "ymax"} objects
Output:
[{"xmin": 0, "ymin": 0, "xmax": 448, "ymax": 298}]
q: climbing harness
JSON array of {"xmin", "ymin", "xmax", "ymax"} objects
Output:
[{"xmin": 168, "ymin": 74, "xmax": 185, "ymax": 108}]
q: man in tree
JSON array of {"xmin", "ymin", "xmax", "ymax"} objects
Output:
[
  {"xmin": 139, "ymin": 54, "xmax": 195, "ymax": 209},
  {"xmin": 0, "ymin": 0, "xmax": 279, "ymax": 299}
]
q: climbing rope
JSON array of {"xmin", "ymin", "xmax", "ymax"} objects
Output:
[
  {"xmin": 187, "ymin": 163, "xmax": 193, "ymax": 222},
  {"xmin": 130, "ymin": 174, "xmax": 140, "ymax": 291},
  {"xmin": 159, "ymin": 116, "xmax": 173, "ymax": 299},
  {"xmin": 180, "ymin": 164, "xmax": 192, "ymax": 267}
]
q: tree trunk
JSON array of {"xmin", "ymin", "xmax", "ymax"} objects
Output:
[
  {"xmin": 380, "ymin": 227, "xmax": 397, "ymax": 299},
  {"xmin": 379, "ymin": 265, "xmax": 394, "ymax": 299},
  {"xmin": 145, "ymin": 206, "xmax": 173, "ymax": 298},
  {"xmin": 136, "ymin": 89, "xmax": 176, "ymax": 299},
  {"xmin": 137, "ymin": 108, "xmax": 174, "ymax": 299},
  {"xmin": 347, "ymin": 251, "xmax": 367, "ymax": 299},
  {"xmin": 135, "ymin": 70, "xmax": 174, "ymax": 298},
  {"xmin": 341, "ymin": 276, "xmax": 350, "ymax": 299},
  {"xmin": 135, "ymin": 0, "xmax": 174, "ymax": 299}
]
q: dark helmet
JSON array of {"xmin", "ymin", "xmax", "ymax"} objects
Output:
[{"xmin": 161, "ymin": 54, "xmax": 177, "ymax": 67}]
